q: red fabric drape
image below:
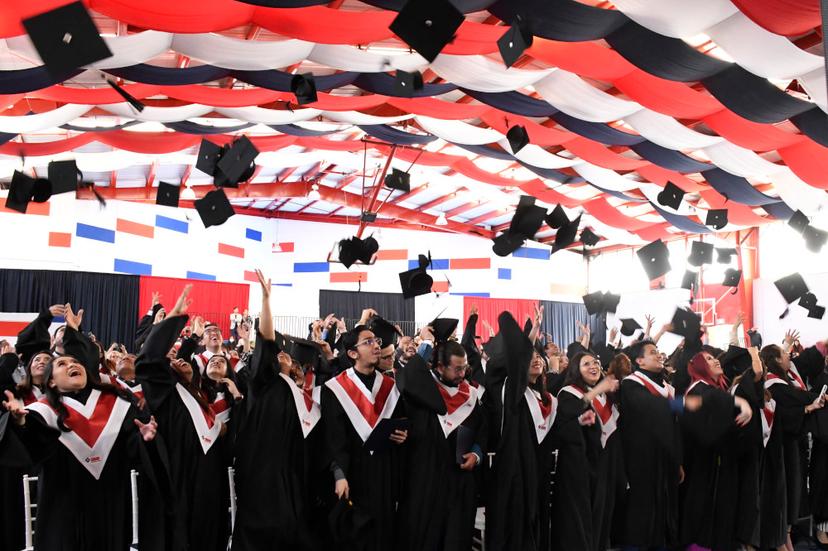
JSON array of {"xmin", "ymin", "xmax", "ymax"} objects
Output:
[
  {"xmin": 462, "ymin": 297, "xmax": 539, "ymax": 339},
  {"xmin": 138, "ymin": 275, "xmax": 250, "ymax": 338}
]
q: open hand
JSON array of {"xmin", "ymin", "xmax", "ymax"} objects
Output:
[
  {"xmin": 3, "ymin": 390, "xmax": 27, "ymax": 425},
  {"xmin": 168, "ymin": 285, "xmax": 193, "ymax": 317},
  {"xmin": 64, "ymin": 303, "xmax": 84, "ymax": 330},
  {"xmin": 134, "ymin": 416, "xmax": 158, "ymax": 441}
]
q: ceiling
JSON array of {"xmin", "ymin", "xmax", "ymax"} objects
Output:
[{"xmin": 1, "ymin": 0, "xmax": 827, "ymax": 253}]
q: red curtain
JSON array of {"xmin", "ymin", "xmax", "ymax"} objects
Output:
[
  {"xmin": 138, "ymin": 275, "xmax": 250, "ymax": 337},
  {"xmin": 462, "ymin": 297, "xmax": 539, "ymax": 338}
]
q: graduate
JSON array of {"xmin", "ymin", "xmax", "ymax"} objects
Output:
[
  {"xmin": 232, "ymin": 270, "xmax": 326, "ymax": 551},
  {"xmin": 0, "ymin": 304, "xmax": 163, "ymax": 551},
  {"xmin": 396, "ymin": 338, "xmax": 487, "ymax": 551},
  {"xmin": 321, "ymin": 324, "xmax": 407, "ymax": 551},
  {"xmin": 136, "ymin": 285, "xmax": 231, "ymax": 551}
]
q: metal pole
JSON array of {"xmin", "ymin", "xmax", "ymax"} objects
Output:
[
  {"xmin": 131, "ymin": 469, "xmax": 139, "ymax": 548},
  {"xmin": 356, "ymin": 146, "xmax": 397, "ymax": 239},
  {"xmin": 228, "ymin": 467, "xmax": 237, "ymax": 532},
  {"xmin": 22, "ymin": 475, "xmax": 36, "ymax": 551}
]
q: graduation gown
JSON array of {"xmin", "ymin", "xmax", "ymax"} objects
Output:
[
  {"xmin": 0, "ymin": 351, "xmax": 26, "ymax": 551},
  {"xmin": 617, "ymin": 369, "xmax": 681, "ymax": 548},
  {"xmin": 231, "ymin": 334, "xmax": 325, "ymax": 551},
  {"xmin": 809, "ymin": 368, "xmax": 828, "ymax": 526},
  {"xmin": 321, "ymin": 367, "xmax": 405, "ymax": 551},
  {"xmin": 136, "ymin": 315, "xmax": 230, "ymax": 551},
  {"xmin": 396, "ymin": 357, "xmax": 487, "ymax": 551}
]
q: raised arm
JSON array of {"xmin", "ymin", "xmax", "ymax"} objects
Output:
[{"xmin": 528, "ymin": 305, "xmax": 544, "ymax": 345}]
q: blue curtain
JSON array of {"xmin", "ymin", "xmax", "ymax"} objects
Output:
[{"xmin": 539, "ymin": 300, "xmax": 589, "ymax": 349}]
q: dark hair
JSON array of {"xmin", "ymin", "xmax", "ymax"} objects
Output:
[
  {"xmin": 341, "ymin": 325, "xmax": 370, "ymax": 353},
  {"xmin": 565, "ymin": 351, "xmax": 601, "ymax": 390},
  {"xmin": 607, "ymin": 353, "xmax": 632, "ymax": 381},
  {"xmin": 627, "ymin": 340, "xmax": 655, "ymax": 361},
  {"xmin": 760, "ymin": 344, "xmax": 790, "ymax": 384},
  {"xmin": 16, "ymin": 350, "xmax": 51, "ymax": 398},
  {"xmin": 43, "ymin": 356, "xmax": 135, "ymax": 432},
  {"xmin": 435, "ymin": 340, "xmax": 466, "ymax": 369},
  {"xmin": 200, "ymin": 356, "xmax": 238, "ymax": 403}
]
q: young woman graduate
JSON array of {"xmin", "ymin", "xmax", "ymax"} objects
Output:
[
  {"xmin": 805, "ymin": 338, "xmax": 828, "ymax": 547},
  {"xmin": 678, "ymin": 349, "xmax": 754, "ymax": 550},
  {"xmin": 136, "ymin": 285, "xmax": 232, "ymax": 551},
  {"xmin": 0, "ymin": 304, "xmax": 164, "ymax": 551},
  {"xmin": 554, "ymin": 351, "xmax": 620, "ymax": 551},
  {"xmin": 760, "ymin": 342, "xmax": 824, "ymax": 551},
  {"xmin": 231, "ymin": 269, "xmax": 327, "ymax": 551},
  {"xmin": 395, "ymin": 339, "xmax": 488, "ymax": 551},
  {"xmin": 484, "ymin": 312, "xmax": 563, "ymax": 551}
]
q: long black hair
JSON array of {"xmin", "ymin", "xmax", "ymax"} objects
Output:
[
  {"xmin": 199, "ymin": 356, "xmax": 238, "ymax": 405},
  {"xmin": 564, "ymin": 350, "xmax": 602, "ymax": 391},
  {"xmin": 16, "ymin": 350, "xmax": 50, "ymax": 399},
  {"xmin": 760, "ymin": 344, "xmax": 791, "ymax": 384}
]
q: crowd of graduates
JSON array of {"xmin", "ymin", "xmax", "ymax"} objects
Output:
[{"xmin": 1, "ymin": 269, "xmax": 827, "ymax": 551}]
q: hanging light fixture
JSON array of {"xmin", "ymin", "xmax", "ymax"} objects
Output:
[
  {"xmin": 308, "ymin": 183, "xmax": 321, "ymax": 201},
  {"xmin": 435, "ymin": 212, "xmax": 448, "ymax": 226}
]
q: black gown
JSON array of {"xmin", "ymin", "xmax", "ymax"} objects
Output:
[
  {"xmin": 617, "ymin": 370, "xmax": 681, "ymax": 548},
  {"xmin": 136, "ymin": 315, "xmax": 229, "ymax": 551},
  {"xmin": 396, "ymin": 356, "xmax": 488, "ymax": 551},
  {"xmin": 0, "ymin": 351, "xmax": 26, "ymax": 551},
  {"xmin": 231, "ymin": 333, "xmax": 325, "ymax": 551},
  {"xmin": 321, "ymin": 368, "xmax": 406, "ymax": 551}
]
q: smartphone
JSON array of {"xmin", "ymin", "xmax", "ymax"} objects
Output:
[{"xmin": 819, "ymin": 385, "xmax": 827, "ymax": 401}]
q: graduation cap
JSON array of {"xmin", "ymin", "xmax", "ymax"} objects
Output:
[
  {"xmin": 603, "ymin": 292, "xmax": 620, "ymax": 313},
  {"xmin": 431, "ymin": 318, "xmax": 459, "ymax": 343},
  {"xmin": 705, "ymin": 209, "xmax": 728, "ymax": 230},
  {"xmin": 808, "ymin": 305, "xmax": 826, "ymax": 319},
  {"xmin": 509, "ymin": 195, "xmax": 545, "ymax": 239},
  {"xmin": 580, "ymin": 227, "xmax": 601, "ymax": 247},
  {"xmin": 393, "ymin": 69, "xmax": 424, "ymax": 97},
  {"xmin": 619, "ymin": 318, "xmax": 642, "ymax": 337},
  {"xmin": 747, "ymin": 328, "xmax": 762, "ymax": 348},
  {"xmin": 774, "ymin": 273, "xmax": 809, "ymax": 305},
  {"xmin": 720, "ymin": 345, "xmax": 751, "ymax": 379},
  {"xmin": 368, "ymin": 316, "xmax": 402, "ymax": 348},
  {"xmin": 399, "ymin": 252, "xmax": 433, "ymax": 299},
  {"xmin": 290, "ymin": 73, "xmax": 318, "ymax": 105},
  {"xmin": 582, "ymin": 291, "xmax": 606, "ymax": 316},
  {"xmin": 545, "ymin": 204, "xmax": 568, "ymax": 229},
  {"xmin": 788, "ymin": 210, "xmax": 809, "ymax": 234},
  {"xmin": 338, "ymin": 236, "xmax": 379, "ymax": 269},
  {"xmin": 196, "ymin": 139, "xmax": 222, "ymax": 177},
  {"xmin": 389, "ymin": 0, "xmax": 465, "ymax": 63},
  {"xmin": 636, "ymin": 239, "xmax": 671, "ymax": 280},
  {"xmin": 681, "ymin": 270, "xmax": 699, "ymax": 291},
  {"xmin": 194, "ymin": 188, "xmax": 235, "ymax": 228},
  {"xmin": 722, "ymin": 268, "xmax": 742, "ymax": 287},
  {"xmin": 497, "ymin": 18, "xmax": 533, "ymax": 68},
  {"xmin": 687, "ymin": 241, "xmax": 714, "ymax": 267},
  {"xmin": 656, "ymin": 182, "xmax": 685, "ymax": 210},
  {"xmin": 799, "ymin": 292, "xmax": 818, "ymax": 311},
  {"xmin": 804, "ymin": 225, "xmax": 828, "ymax": 253},
  {"xmin": 384, "ymin": 168, "xmax": 411, "ymax": 192},
  {"xmin": 5, "ymin": 171, "xmax": 37, "ymax": 213},
  {"xmin": 491, "ymin": 231, "xmax": 525, "ymax": 257},
  {"xmin": 22, "ymin": 1, "xmax": 113, "ymax": 77},
  {"xmin": 288, "ymin": 338, "xmax": 321, "ymax": 367},
  {"xmin": 670, "ymin": 307, "xmax": 701, "ymax": 341},
  {"xmin": 48, "ymin": 160, "xmax": 80, "ymax": 195},
  {"xmin": 552, "ymin": 213, "xmax": 581, "ymax": 253},
  {"xmin": 155, "ymin": 181, "xmax": 179, "ymax": 208},
  {"xmin": 216, "ymin": 136, "xmax": 259, "ymax": 187},
  {"xmin": 328, "ymin": 498, "xmax": 373, "ymax": 544},
  {"xmin": 30, "ymin": 178, "xmax": 52, "ymax": 203},
  {"xmin": 716, "ymin": 247, "xmax": 737, "ymax": 264},
  {"xmin": 506, "ymin": 125, "xmax": 530, "ymax": 154}
]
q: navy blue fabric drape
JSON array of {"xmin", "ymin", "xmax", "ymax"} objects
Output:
[
  {"xmin": 319, "ymin": 290, "xmax": 414, "ymax": 328},
  {"xmin": 539, "ymin": 300, "xmax": 589, "ymax": 349}
]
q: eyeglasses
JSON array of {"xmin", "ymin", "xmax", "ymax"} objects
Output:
[{"xmin": 356, "ymin": 337, "xmax": 383, "ymax": 348}]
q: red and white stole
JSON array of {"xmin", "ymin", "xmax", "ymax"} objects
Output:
[
  {"xmin": 279, "ymin": 371, "xmax": 321, "ymax": 438},
  {"xmin": 524, "ymin": 387, "xmax": 557, "ymax": 444},
  {"xmin": 175, "ymin": 384, "xmax": 228, "ymax": 454},
  {"xmin": 21, "ymin": 386, "xmax": 43, "ymax": 406},
  {"xmin": 764, "ymin": 369, "xmax": 805, "ymax": 390},
  {"xmin": 114, "ymin": 377, "xmax": 144, "ymax": 402},
  {"xmin": 788, "ymin": 365, "xmax": 806, "ymax": 390},
  {"xmin": 26, "ymin": 385, "xmax": 131, "ymax": 480},
  {"xmin": 626, "ymin": 371, "xmax": 675, "ymax": 399},
  {"xmin": 560, "ymin": 384, "xmax": 619, "ymax": 448},
  {"xmin": 685, "ymin": 379, "xmax": 709, "ymax": 397},
  {"xmin": 325, "ymin": 368, "xmax": 400, "ymax": 442},
  {"xmin": 433, "ymin": 374, "xmax": 478, "ymax": 437}
]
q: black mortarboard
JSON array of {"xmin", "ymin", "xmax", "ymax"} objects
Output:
[
  {"xmin": 431, "ymin": 318, "xmax": 459, "ymax": 342},
  {"xmin": 799, "ymin": 292, "xmax": 818, "ymax": 310},
  {"xmin": 720, "ymin": 345, "xmax": 751, "ymax": 379},
  {"xmin": 747, "ymin": 328, "xmax": 762, "ymax": 348},
  {"xmin": 604, "ymin": 292, "xmax": 621, "ymax": 313},
  {"xmin": 492, "ymin": 231, "xmax": 525, "ymax": 257},
  {"xmin": 670, "ymin": 307, "xmax": 701, "ymax": 341},
  {"xmin": 705, "ymin": 209, "xmax": 728, "ymax": 230},
  {"xmin": 399, "ymin": 252, "xmax": 433, "ymax": 299},
  {"xmin": 688, "ymin": 241, "xmax": 714, "ymax": 267},
  {"xmin": 656, "ymin": 182, "xmax": 685, "ymax": 210},
  {"xmin": 636, "ymin": 239, "xmax": 671, "ymax": 280},
  {"xmin": 30, "ymin": 178, "xmax": 52, "ymax": 203},
  {"xmin": 368, "ymin": 316, "xmax": 402, "ymax": 348},
  {"xmin": 552, "ymin": 213, "xmax": 581, "ymax": 253},
  {"xmin": 804, "ymin": 224, "xmax": 828, "ymax": 253},
  {"xmin": 5, "ymin": 171, "xmax": 35, "ymax": 213},
  {"xmin": 620, "ymin": 318, "xmax": 642, "ymax": 337},
  {"xmin": 506, "ymin": 125, "xmax": 529, "ymax": 154},
  {"xmin": 808, "ymin": 305, "xmax": 826, "ymax": 319},
  {"xmin": 722, "ymin": 268, "xmax": 742, "ymax": 287},
  {"xmin": 510, "ymin": 195, "xmax": 545, "ymax": 239},
  {"xmin": 545, "ymin": 204, "xmax": 568, "ymax": 229},
  {"xmin": 582, "ymin": 291, "xmax": 605, "ymax": 316},
  {"xmin": 681, "ymin": 270, "xmax": 699, "ymax": 290},
  {"xmin": 194, "ymin": 188, "xmax": 235, "ymax": 228},
  {"xmin": 384, "ymin": 168, "xmax": 411, "ymax": 192},
  {"xmin": 288, "ymin": 338, "xmax": 321, "ymax": 367},
  {"xmin": 196, "ymin": 139, "xmax": 222, "ymax": 177},
  {"xmin": 497, "ymin": 19, "xmax": 533, "ymax": 68},
  {"xmin": 48, "ymin": 160, "xmax": 80, "ymax": 195},
  {"xmin": 393, "ymin": 69, "xmax": 424, "ymax": 97},
  {"xmin": 338, "ymin": 236, "xmax": 379, "ymax": 269},
  {"xmin": 291, "ymin": 73, "xmax": 318, "ymax": 105},
  {"xmin": 716, "ymin": 247, "xmax": 737, "ymax": 264},
  {"xmin": 580, "ymin": 227, "xmax": 600, "ymax": 247},
  {"xmin": 774, "ymin": 273, "xmax": 809, "ymax": 304},
  {"xmin": 22, "ymin": 1, "xmax": 113, "ymax": 77},
  {"xmin": 328, "ymin": 498, "xmax": 373, "ymax": 544},
  {"xmin": 273, "ymin": 331, "xmax": 289, "ymax": 354},
  {"xmin": 389, "ymin": 0, "xmax": 465, "ymax": 63},
  {"xmin": 155, "ymin": 181, "xmax": 179, "ymax": 208},
  {"xmin": 788, "ymin": 210, "xmax": 809, "ymax": 234},
  {"xmin": 216, "ymin": 135, "xmax": 259, "ymax": 187}
]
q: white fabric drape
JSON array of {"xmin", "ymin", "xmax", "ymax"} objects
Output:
[{"xmin": 534, "ymin": 70, "xmax": 641, "ymax": 123}]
